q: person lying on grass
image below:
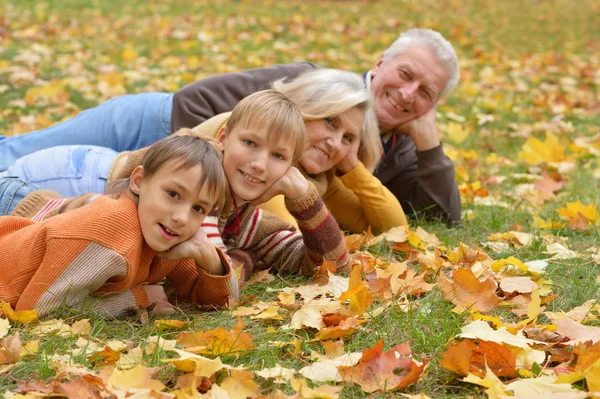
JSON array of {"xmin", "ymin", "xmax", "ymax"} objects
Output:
[
  {"xmin": 9, "ymin": 89, "xmax": 350, "ymax": 287},
  {"xmin": 0, "ymin": 135, "xmax": 238, "ymax": 318}
]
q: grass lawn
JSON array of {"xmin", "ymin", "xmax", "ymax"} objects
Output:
[{"xmin": 1, "ymin": 0, "xmax": 599, "ymax": 397}]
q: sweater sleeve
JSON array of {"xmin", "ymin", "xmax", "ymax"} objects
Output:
[
  {"xmin": 325, "ymin": 161, "xmax": 408, "ymax": 234},
  {"xmin": 166, "ymin": 247, "xmax": 239, "ymax": 307},
  {"xmin": 91, "ymin": 286, "xmax": 149, "ymax": 317},
  {"xmin": 239, "ymin": 184, "xmax": 348, "ymax": 278},
  {"xmin": 17, "ymin": 239, "xmax": 135, "ymax": 318}
]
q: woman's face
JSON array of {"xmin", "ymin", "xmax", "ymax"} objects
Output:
[{"xmin": 300, "ymin": 106, "xmax": 364, "ymax": 174}]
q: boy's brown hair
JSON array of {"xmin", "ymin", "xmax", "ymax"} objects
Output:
[
  {"xmin": 109, "ymin": 134, "xmax": 227, "ymax": 211},
  {"xmin": 225, "ymin": 89, "xmax": 306, "ymax": 164}
]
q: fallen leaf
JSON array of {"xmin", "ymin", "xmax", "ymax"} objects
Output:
[
  {"xmin": 440, "ymin": 339, "xmax": 516, "ymax": 377},
  {"xmin": 440, "ymin": 267, "xmax": 502, "ymax": 312},
  {"xmin": 0, "ymin": 303, "xmax": 38, "ymax": 324},
  {"xmin": 176, "ymin": 317, "xmax": 254, "ymax": 355}
]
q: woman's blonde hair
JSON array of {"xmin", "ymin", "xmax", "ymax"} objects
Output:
[
  {"xmin": 108, "ymin": 133, "xmax": 227, "ymax": 211},
  {"xmin": 272, "ymin": 69, "xmax": 381, "ymax": 172},
  {"xmin": 226, "ymin": 89, "xmax": 306, "ymax": 164}
]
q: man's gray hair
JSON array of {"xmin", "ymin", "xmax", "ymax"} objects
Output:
[{"xmin": 382, "ymin": 28, "xmax": 460, "ymax": 98}]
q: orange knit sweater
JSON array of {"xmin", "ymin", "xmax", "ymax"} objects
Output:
[{"xmin": 0, "ymin": 195, "xmax": 237, "ymax": 318}]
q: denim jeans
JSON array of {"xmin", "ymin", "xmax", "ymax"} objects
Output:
[
  {"xmin": 0, "ymin": 146, "xmax": 117, "ymax": 198},
  {"xmin": 0, "ymin": 177, "xmax": 40, "ymax": 216},
  {"xmin": 0, "ymin": 92, "xmax": 173, "ymax": 171}
]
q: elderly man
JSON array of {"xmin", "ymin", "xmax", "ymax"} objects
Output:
[{"xmin": 0, "ymin": 29, "xmax": 461, "ymax": 224}]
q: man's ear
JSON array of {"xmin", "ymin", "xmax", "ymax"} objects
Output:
[
  {"xmin": 129, "ymin": 165, "xmax": 144, "ymax": 195},
  {"xmin": 371, "ymin": 56, "xmax": 384, "ymax": 77},
  {"xmin": 215, "ymin": 126, "xmax": 228, "ymax": 151}
]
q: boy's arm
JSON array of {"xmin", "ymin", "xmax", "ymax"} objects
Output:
[
  {"xmin": 166, "ymin": 248, "xmax": 239, "ymax": 307},
  {"xmin": 11, "ymin": 190, "xmax": 99, "ymax": 220}
]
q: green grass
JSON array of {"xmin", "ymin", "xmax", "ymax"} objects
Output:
[{"xmin": 1, "ymin": 0, "xmax": 600, "ymax": 397}]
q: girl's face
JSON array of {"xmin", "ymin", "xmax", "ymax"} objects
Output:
[
  {"xmin": 130, "ymin": 160, "xmax": 218, "ymax": 252},
  {"xmin": 216, "ymin": 124, "xmax": 294, "ymax": 202},
  {"xmin": 300, "ymin": 106, "xmax": 364, "ymax": 174}
]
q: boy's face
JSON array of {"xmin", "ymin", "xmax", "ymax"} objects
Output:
[
  {"xmin": 216, "ymin": 124, "xmax": 294, "ymax": 202},
  {"xmin": 130, "ymin": 160, "xmax": 217, "ymax": 252}
]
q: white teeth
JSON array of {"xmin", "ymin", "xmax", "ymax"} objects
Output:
[
  {"xmin": 313, "ymin": 146, "xmax": 329, "ymax": 159},
  {"xmin": 387, "ymin": 94, "xmax": 406, "ymax": 112},
  {"xmin": 163, "ymin": 225, "xmax": 177, "ymax": 236},
  {"xmin": 241, "ymin": 171, "xmax": 262, "ymax": 183}
]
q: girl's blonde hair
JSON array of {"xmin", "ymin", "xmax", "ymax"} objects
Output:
[
  {"xmin": 109, "ymin": 133, "xmax": 227, "ymax": 210},
  {"xmin": 272, "ymin": 69, "xmax": 381, "ymax": 172},
  {"xmin": 226, "ymin": 89, "xmax": 306, "ymax": 164}
]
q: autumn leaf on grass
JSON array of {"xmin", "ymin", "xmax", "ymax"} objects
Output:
[
  {"xmin": 517, "ymin": 131, "xmax": 570, "ymax": 166},
  {"xmin": 0, "ymin": 333, "xmax": 22, "ymax": 365},
  {"xmin": 220, "ymin": 370, "xmax": 260, "ymax": 399},
  {"xmin": 88, "ymin": 345, "xmax": 121, "ymax": 367},
  {"xmin": 162, "ymin": 348, "xmax": 239, "ymax": 376},
  {"xmin": 344, "ymin": 228, "xmax": 373, "ymax": 252},
  {"xmin": 176, "ymin": 317, "xmax": 254, "ymax": 356},
  {"xmin": 0, "ymin": 319, "xmax": 9, "ymax": 340},
  {"xmin": 440, "ymin": 340, "xmax": 516, "ymax": 377},
  {"xmin": 107, "ymin": 364, "xmax": 166, "ymax": 392},
  {"xmin": 557, "ymin": 200, "xmax": 599, "ymax": 230},
  {"xmin": 571, "ymin": 341, "xmax": 600, "ymax": 372},
  {"xmin": 316, "ymin": 316, "xmax": 362, "ymax": 341},
  {"xmin": 154, "ymin": 319, "xmax": 187, "ymax": 330},
  {"xmin": 338, "ymin": 340, "xmax": 425, "ymax": 393},
  {"xmin": 552, "ymin": 316, "xmax": 600, "ymax": 345},
  {"xmin": 462, "ymin": 364, "xmax": 510, "ymax": 398},
  {"xmin": 0, "ymin": 302, "xmax": 38, "ymax": 324},
  {"xmin": 338, "ymin": 264, "xmax": 372, "ymax": 315},
  {"xmin": 439, "ymin": 267, "xmax": 502, "ymax": 312},
  {"xmin": 290, "ymin": 377, "xmax": 342, "ymax": 399},
  {"xmin": 300, "ymin": 351, "xmax": 363, "ymax": 383},
  {"xmin": 534, "ymin": 173, "xmax": 567, "ymax": 194}
]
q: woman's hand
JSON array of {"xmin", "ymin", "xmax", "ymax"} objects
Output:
[
  {"xmin": 335, "ymin": 138, "xmax": 360, "ymax": 175},
  {"xmin": 251, "ymin": 166, "xmax": 309, "ymax": 205},
  {"xmin": 158, "ymin": 228, "xmax": 224, "ymax": 275},
  {"xmin": 144, "ymin": 285, "xmax": 175, "ymax": 315}
]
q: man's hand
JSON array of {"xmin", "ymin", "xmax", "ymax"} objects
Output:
[
  {"xmin": 251, "ymin": 166, "xmax": 309, "ymax": 206},
  {"xmin": 394, "ymin": 106, "xmax": 440, "ymax": 151},
  {"xmin": 144, "ymin": 285, "xmax": 175, "ymax": 315},
  {"xmin": 336, "ymin": 138, "xmax": 360, "ymax": 175},
  {"xmin": 158, "ymin": 228, "xmax": 224, "ymax": 275}
]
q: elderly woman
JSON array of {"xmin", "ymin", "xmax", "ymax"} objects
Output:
[{"xmin": 1, "ymin": 69, "xmax": 406, "ymax": 233}]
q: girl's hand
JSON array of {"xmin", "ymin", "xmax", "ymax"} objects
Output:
[
  {"xmin": 251, "ymin": 166, "xmax": 309, "ymax": 206},
  {"xmin": 158, "ymin": 228, "xmax": 224, "ymax": 275},
  {"xmin": 143, "ymin": 285, "xmax": 175, "ymax": 315},
  {"xmin": 336, "ymin": 139, "xmax": 360, "ymax": 175}
]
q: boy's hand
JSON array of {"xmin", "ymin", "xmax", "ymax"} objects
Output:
[
  {"xmin": 251, "ymin": 166, "xmax": 309, "ymax": 205},
  {"xmin": 158, "ymin": 228, "xmax": 224, "ymax": 275},
  {"xmin": 144, "ymin": 285, "xmax": 175, "ymax": 315}
]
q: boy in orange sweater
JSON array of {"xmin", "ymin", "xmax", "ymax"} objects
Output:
[{"xmin": 0, "ymin": 135, "xmax": 238, "ymax": 318}]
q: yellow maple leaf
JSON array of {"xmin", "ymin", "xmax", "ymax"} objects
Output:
[
  {"xmin": 517, "ymin": 131, "xmax": 569, "ymax": 165},
  {"xmin": 0, "ymin": 303, "xmax": 38, "ymax": 324},
  {"xmin": 154, "ymin": 319, "xmax": 188, "ymax": 330},
  {"xmin": 557, "ymin": 200, "xmax": 599, "ymax": 229},
  {"xmin": 107, "ymin": 364, "xmax": 166, "ymax": 392}
]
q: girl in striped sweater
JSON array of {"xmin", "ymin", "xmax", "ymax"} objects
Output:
[{"xmin": 0, "ymin": 135, "xmax": 238, "ymax": 318}]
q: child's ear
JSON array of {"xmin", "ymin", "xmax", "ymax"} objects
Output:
[
  {"xmin": 215, "ymin": 126, "xmax": 228, "ymax": 151},
  {"xmin": 129, "ymin": 166, "xmax": 144, "ymax": 195}
]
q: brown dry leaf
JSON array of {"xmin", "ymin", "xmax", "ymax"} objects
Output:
[
  {"xmin": 316, "ymin": 317, "xmax": 361, "ymax": 341},
  {"xmin": 440, "ymin": 339, "xmax": 516, "ymax": 377},
  {"xmin": 553, "ymin": 316, "xmax": 600, "ymax": 344},
  {"xmin": 393, "ymin": 269, "xmax": 435, "ymax": 297},
  {"xmin": 247, "ymin": 269, "xmax": 275, "ymax": 284},
  {"xmin": 0, "ymin": 333, "xmax": 22, "ymax": 365},
  {"xmin": 88, "ymin": 345, "xmax": 121, "ymax": 367},
  {"xmin": 523, "ymin": 327, "xmax": 568, "ymax": 344},
  {"xmin": 338, "ymin": 265, "xmax": 373, "ymax": 315},
  {"xmin": 0, "ymin": 302, "xmax": 39, "ymax": 324},
  {"xmin": 313, "ymin": 259, "xmax": 337, "ymax": 284},
  {"xmin": 344, "ymin": 231, "xmax": 371, "ymax": 252},
  {"xmin": 154, "ymin": 319, "xmax": 187, "ymax": 330},
  {"xmin": 176, "ymin": 317, "xmax": 254, "ymax": 355},
  {"xmin": 499, "ymin": 276, "xmax": 537, "ymax": 296},
  {"xmin": 338, "ymin": 340, "xmax": 425, "ymax": 393},
  {"xmin": 439, "ymin": 267, "xmax": 502, "ymax": 312},
  {"xmin": 572, "ymin": 341, "xmax": 600, "ymax": 371}
]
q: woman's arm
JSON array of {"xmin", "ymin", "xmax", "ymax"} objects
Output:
[{"xmin": 324, "ymin": 161, "xmax": 408, "ymax": 235}]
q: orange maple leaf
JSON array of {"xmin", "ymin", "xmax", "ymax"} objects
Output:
[
  {"xmin": 176, "ymin": 317, "xmax": 254, "ymax": 355},
  {"xmin": 440, "ymin": 339, "xmax": 516, "ymax": 377},
  {"xmin": 338, "ymin": 340, "xmax": 425, "ymax": 393},
  {"xmin": 338, "ymin": 265, "xmax": 373, "ymax": 315},
  {"xmin": 439, "ymin": 267, "xmax": 502, "ymax": 312}
]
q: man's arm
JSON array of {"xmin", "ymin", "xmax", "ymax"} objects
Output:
[{"xmin": 172, "ymin": 62, "xmax": 319, "ymax": 132}]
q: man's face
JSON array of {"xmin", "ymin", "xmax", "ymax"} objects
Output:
[
  {"xmin": 131, "ymin": 161, "xmax": 217, "ymax": 253},
  {"xmin": 370, "ymin": 45, "xmax": 450, "ymax": 133},
  {"xmin": 216, "ymin": 124, "xmax": 294, "ymax": 202}
]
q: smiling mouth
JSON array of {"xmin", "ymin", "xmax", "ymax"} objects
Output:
[
  {"xmin": 387, "ymin": 93, "xmax": 409, "ymax": 113},
  {"xmin": 159, "ymin": 223, "xmax": 179, "ymax": 237},
  {"xmin": 313, "ymin": 146, "xmax": 330, "ymax": 160},
  {"xmin": 239, "ymin": 170, "xmax": 264, "ymax": 184}
]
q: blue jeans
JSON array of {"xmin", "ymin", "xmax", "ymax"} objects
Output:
[
  {"xmin": 0, "ymin": 92, "xmax": 173, "ymax": 171},
  {"xmin": 0, "ymin": 177, "xmax": 40, "ymax": 216},
  {"xmin": 0, "ymin": 146, "xmax": 117, "ymax": 197}
]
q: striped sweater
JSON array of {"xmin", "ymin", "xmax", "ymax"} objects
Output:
[{"xmin": 1, "ymin": 195, "xmax": 238, "ymax": 318}]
